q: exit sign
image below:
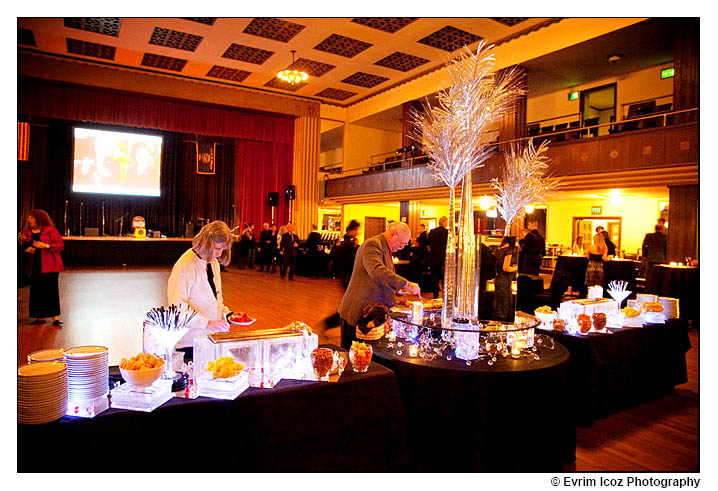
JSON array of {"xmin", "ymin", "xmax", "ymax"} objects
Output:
[
  {"xmin": 568, "ymin": 91, "xmax": 579, "ymax": 101},
  {"xmin": 661, "ymin": 67, "xmax": 675, "ymax": 79},
  {"xmin": 591, "ymin": 206, "xmax": 602, "ymax": 215}
]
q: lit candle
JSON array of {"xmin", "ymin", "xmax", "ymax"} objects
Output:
[
  {"xmin": 669, "ymin": 261, "xmax": 678, "ymax": 266},
  {"xmin": 387, "ymin": 330, "xmax": 396, "ymax": 342},
  {"xmin": 511, "ymin": 345, "xmax": 521, "ymax": 358},
  {"xmin": 409, "ymin": 345, "xmax": 418, "ymax": 357}
]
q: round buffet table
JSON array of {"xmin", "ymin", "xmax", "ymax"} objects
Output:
[{"xmin": 371, "ymin": 336, "xmax": 574, "ymax": 471}]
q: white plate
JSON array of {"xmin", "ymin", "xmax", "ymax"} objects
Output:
[
  {"xmin": 228, "ymin": 317, "xmax": 257, "ymax": 326},
  {"xmin": 18, "ymin": 362, "xmax": 67, "ymax": 377},
  {"xmin": 396, "ymin": 289, "xmax": 410, "ymax": 296},
  {"xmin": 64, "ymin": 346, "xmax": 108, "ymax": 357}
]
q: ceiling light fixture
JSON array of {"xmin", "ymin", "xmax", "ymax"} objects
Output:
[{"xmin": 277, "ymin": 50, "xmax": 308, "ymax": 85}]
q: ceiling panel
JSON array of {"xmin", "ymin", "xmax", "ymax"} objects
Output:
[{"xmin": 18, "ymin": 17, "xmax": 557, "ymax": 106}]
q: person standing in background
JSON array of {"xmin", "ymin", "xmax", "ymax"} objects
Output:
[
  {"xmin": 19, "ymin": 209, "xmax": 64, "ymax": 325},
  {"xmin": 279, "ymin": 223, "xmax": 299, "ymax": 281},
  {"xmin": 601, "ymin": 230, "xmax": 616, "ymax": 257},
  {"xmin": 493, "ymin": 236, "xmax": 518, "ymax": 321},
  {"xmin": 519, "ymin": 219, "xmax": 545, "ymax": 276},
  {"xmin": 336, "ymin": 220, "xmax": 360, "ymax": 289},
  {"xmin": 306, "ymin": 224, "xmax": 323, "ymax": 278},
  {"xmin": 246, "ymin": 223, "xmax": 257, "ymax": 269},
  {"xmin": 642, "ymin": 224, "xmax": 667, "ymax": 287},
  {"xmin": 428, "ymin": 216, "xmax": 448, "ymax": 299},
  {"xmin": 257, "ymin": 223, "xmax": 273, "ymax": 272}
]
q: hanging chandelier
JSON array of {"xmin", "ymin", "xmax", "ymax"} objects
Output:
[{"xmin": 277, "ymin": 50, "xmax": 308, "ymax": 85}]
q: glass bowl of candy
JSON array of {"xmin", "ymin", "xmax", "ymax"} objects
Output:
[
  {"xmin": 577, "ymin": 314, "xmax": 592, "ymax": 334},
  {"xmin": 592, "ymin": 312, "xmax": 607, "ymax": 331},
  {"xmin": 349, "ymin": 341, "xmax": 373, "ymax": 373},
  {"xmin": 311, "ymin": 348, "xmax": 334, "ymax": 381}
]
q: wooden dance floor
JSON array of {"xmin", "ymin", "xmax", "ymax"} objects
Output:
[{"xmin": 16, "ymin": 266, "xmax": 698, "ymax": 472}]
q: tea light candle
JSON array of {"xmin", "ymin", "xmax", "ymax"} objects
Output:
[
  {"xmin": 387, "ymin": 330, "xmax": 396, "ymax": 342},
  {"xmin": 670, "ymin": 261, "xmax": 678, "ymax": 266},
  {"xmin": 408, "ymin": 345, "xmax": 418, "ymax": 357},
  {"xmin": 511, "ymin": 345, "xmax": 521, "ymax": 358}
]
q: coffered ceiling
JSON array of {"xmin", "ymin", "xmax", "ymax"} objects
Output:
[{"xmin": 18, "ymin": 17, "xmax": 556, "ymax": 107}]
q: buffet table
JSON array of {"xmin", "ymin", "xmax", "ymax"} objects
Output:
[
  {"xmin": 371, "ymin": 338, "xmax": 574, "ymax": 471},
  {"xmin": 537, "ymin": 319, "xmax": 690, "ymax": 426},
  {"xmin": 17, "ymin": 345, "xmax": 408, "ymax": 472},
  {"xmin": 647, "ymin": 265, "xmax": 699, "ymax": 324}
]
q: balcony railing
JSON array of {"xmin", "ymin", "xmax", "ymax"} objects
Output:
[{"xmin": 328, "ymin": 107, "xmax": 697, "ymax": 179}]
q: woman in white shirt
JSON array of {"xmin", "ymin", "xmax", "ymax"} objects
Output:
[{"xmin": 167, "ymin": 220, "xmax": 233, "ymax": 350}]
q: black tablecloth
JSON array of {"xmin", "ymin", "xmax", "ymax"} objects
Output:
[
  {"xmin": 17, "ymin": 345, "xmax": 408, "ymax": 473},
  {"xmin": 371, "ymin": 338, "xmax": 574, "ymax": 471},
  {"xmin": 537, "ymin": 319, "xmax": 690, "ymax": 426},
  {"xmin": 555, "ymin": 255, "xmax": 588, "ymax": 297},
  {"xmin": 647, "ymin": 265, "xmax": 699, "ymax": 324}
]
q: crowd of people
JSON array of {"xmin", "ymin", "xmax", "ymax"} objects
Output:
[{"xmin": 18, "ymin": 209, "xmax": 692, "ymax": 352}]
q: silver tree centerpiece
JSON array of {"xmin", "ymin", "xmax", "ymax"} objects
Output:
[
  {"xmin": 491, "ymin": 139, "xmax": 557, "ymax": 236},
  {"xmin": 411, "ymin": 42, "xmax": 525, "ymax": 327}
]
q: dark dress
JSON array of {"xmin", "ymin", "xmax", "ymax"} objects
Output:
[
  {"xmin": 585, "ymin": 253, "xmax": 605, "ymax": 287},
  {"xmin": 29, "ymin": 232, "xmax": 61, "ymax": 318},
  {"xmin": 493, "ymin": 246, "xmax": 517, "ymax": 321}
]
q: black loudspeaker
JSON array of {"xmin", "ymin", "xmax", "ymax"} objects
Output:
[
  {"xmin": 285, "ymin": 185, "xmax": 296, "ymax": 200},
  {"xmin": 268, "ymin": 192, "xmax": 279, "ymax": 207}
]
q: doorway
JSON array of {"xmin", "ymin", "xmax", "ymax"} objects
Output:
[
  {"xmin": 572, "ymin": 216, "xmax": 622, "ymax": 253},
  {"xmin": 580, "ymin": 83, "xmax": 616, "ymax": 137},
  {"xmin": 364, "ymin": 217, "xmax": 387, "ymax": 241}
]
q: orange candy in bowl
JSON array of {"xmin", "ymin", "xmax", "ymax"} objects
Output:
[{"xmin": 120, "ymin": 352, "xmax": 165, "ymax": 388}]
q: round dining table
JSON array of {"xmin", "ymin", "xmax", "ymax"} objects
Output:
[{"xmin": 647, "ymin": 264, "xmax": 699, "ymax": 324}]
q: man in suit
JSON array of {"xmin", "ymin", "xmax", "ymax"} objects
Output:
[
  {"xmin": 279, "ymin": 223, "xmax": 299, "ymax": 281},
  {"xmin": 519, "ymin": 219, "xmax": 546, "ymax": 275},
  {"xmin": 642, "ymin": 223, "xmax": 667, "ymax": 287},
  {"xmin": 338, "ymin": 221, "xmax": 420, "ymax": 349},
  {"xmin": 257, "ymin": 223, "xmax": 272, "ymax": 272},
  {"xmin": 305, "ymin": 224, "xmax": 323, "ymax": 278},
  {"xmin": 428, "ymin": 216, "xmax": 449, "ymax": 299}
]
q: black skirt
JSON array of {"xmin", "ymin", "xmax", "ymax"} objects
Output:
[{"xmin": 29, "ymin": 271, "xmax": 61, "ymax": 318}]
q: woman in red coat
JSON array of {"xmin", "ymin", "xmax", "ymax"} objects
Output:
[{"xmin": 19, "ymin": 209, "xmax": 64, "ymax": 325}]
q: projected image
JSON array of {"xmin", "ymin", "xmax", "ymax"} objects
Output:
[{"xmin": 72, "ymin": 127, "xmax": 163, "ymax": 197}]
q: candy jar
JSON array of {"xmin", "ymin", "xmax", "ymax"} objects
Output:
[
  {"xmin": 577, "ymin": 314, "xmax": 592, "ymax": 333},
  {"xmin": 592, "ymin": 312, "xmax": 607, "ymax": 331},
  {"xmin": 552, "ymin": 318, "xmax": 567, "ymax": 332}
]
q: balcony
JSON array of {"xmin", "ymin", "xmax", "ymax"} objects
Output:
[{"xmin": 325, "ymin": 112, "xmax": 697, "ymax": 200}]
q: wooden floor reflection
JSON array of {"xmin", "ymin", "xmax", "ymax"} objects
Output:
[{"xmin": 16, "ymin": 266, "xmax": 698, "ymax": 472}]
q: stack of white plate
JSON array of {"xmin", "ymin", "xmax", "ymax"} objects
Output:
[
  {"xmin": 64, "ymin": 346, "xmax": 109, "ymax": 407},
  {"xmin": 18, "ymin": 361, "xmax": 68, "ymax": 424},
  {"xmin": 636, "ymin": 293, "xmax": 657, "ymax": 304},
  {"xmin": 27, "ymin": 348, "xmax": 65, "ymax": 363},
  {"xmin": 658, "ymin": 297, "xmax": 680, "ymax": 319}
]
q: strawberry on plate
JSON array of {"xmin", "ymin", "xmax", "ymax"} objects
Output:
[{"xmin": 228, "ymin": 312, "xmax": 256, "ymax": 325}]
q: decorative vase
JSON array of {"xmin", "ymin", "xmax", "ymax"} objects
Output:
[
  {"xmin": 455, "ymin": 175, "xmax": 478, "ymax": 321},
  {"xmin": 441, "ymin": 185, "xmax": 457, "ymax": 333}
]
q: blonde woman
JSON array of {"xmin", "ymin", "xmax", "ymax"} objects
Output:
[
  {"xmin": 584, "ymin": 233, "xmax": 610, "ymax": 287},
  {"xmin": 168, "ymin": 220, "xmax": 234, "ymax": 350}
]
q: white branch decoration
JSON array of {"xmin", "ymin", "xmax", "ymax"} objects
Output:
[
  {"xmin": 410, "ymin": 41, "xmax": 526, "ymax": 188},
  {"xmin": 491, "ymin": 139, "xmax": 558, "ymax": 234}
]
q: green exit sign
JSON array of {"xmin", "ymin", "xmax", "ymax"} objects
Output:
[
  {"xmin": 591, "ymin": 206, "xmax": 602, "ymax": 215},
  {"xmin": 661, "ymin": 67, "xmax": 675, "ymax": 79},
  {"xmin": 568, "ymin": 91, "xmax": 579, "ymax": 101}
]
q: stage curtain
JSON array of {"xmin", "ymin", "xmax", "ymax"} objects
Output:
[
  {"xmin": 234, "ymin": 139, "xmax": 294, "ymax": 230},
  {"xmin": 292, "ymin": 116, "xmax": 321, "ymax": 238},
  {"xmin": 18, "ymin": 77, "xmax": 294, "ymax": 144}
]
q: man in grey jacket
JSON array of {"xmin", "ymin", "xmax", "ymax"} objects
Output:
[{"xmin": 338, "ymin": 221, "xmax": 420, "ymax": 348}]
